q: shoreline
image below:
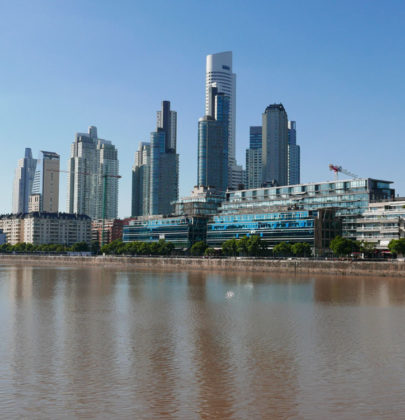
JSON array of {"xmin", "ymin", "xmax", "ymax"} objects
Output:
[{"xmin": 1, "ymin": 254, "xmax": 405, "ymax": 277}]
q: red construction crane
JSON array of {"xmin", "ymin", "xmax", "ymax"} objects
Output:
[
  {"xmin": 328, "ymin": 164, "xmax": 359, "ymax": 180},
  {"xmin": 47, "ymin": 168, "xmax": 122, "ymax": 246}
]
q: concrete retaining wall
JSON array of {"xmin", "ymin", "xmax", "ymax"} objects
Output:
[{"xmin": 1, "ymin": 255, "xmax": 405, "ymax": 277}]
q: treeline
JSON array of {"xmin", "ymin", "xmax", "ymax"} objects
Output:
[
  {"xmin": 191, "ymin": 236, "xmax": 312, "ymax": 257},
  {"xmin": 101, "ymin": 239, "xmax": 174, "ymax": 255},
  {"xmin": 2, "ymin": 236, "xmax": 400, "ymax": 258},
  {"xmin": 0, "ymin": 241, "xmax": 95, "ymax": 253}
]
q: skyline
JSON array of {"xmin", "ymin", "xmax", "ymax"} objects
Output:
[{"xmin": 1, "ymin": 0, "xmax": 405, "ymax": 217}]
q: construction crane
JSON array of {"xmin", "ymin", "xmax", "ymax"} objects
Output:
[
  {"xmin": 328, "ymin": 164, "xmax": 359, "ymax": 180},
  {"xmin": 47, "ymin": 168, "xmax": 122, "ymax": 246}
]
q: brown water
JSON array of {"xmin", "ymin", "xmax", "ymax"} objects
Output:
[{"xmin": 1, "ymin": 265, "xmax": 405, "ymax": 419}]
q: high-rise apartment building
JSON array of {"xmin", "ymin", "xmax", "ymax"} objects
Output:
[
  {"xmin": 131, "ymin": 101, "xmax": 179, "ymax": 216},
  {"xmin": 12, "ymin": 148, "xmax": 37, "ymax": 214},
  {"xmin": 67, "ymin": 126, "xmax": 119, "ymax": 219},
  {"xmin": 30, "ymin": 151, "xmax": 60, "ymax": 213},
  {"xmin": 246, "ymin": 126, "xmax": 263, "ymax": 189},
  {"xmin": 198, "ymin": 87, "xmax": 229, "ymax": 191},
  {"xmin": 288, "ymin": 121, "xmax": 300, "ymax": 185},
  {"xmin": 262, "ymin": 104, "xmax": 288, "ymax": 187},
  {"xmin": 206, "ymin": 51, "xmax": 241, "ymax": 189}
]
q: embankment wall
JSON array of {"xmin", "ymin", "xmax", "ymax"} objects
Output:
[{"xmin": 1, "ymin": 255, "xmax": 405, "ymax": 277}]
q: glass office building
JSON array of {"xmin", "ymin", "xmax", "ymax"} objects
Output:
[
  {"xmin": 123, "ymin": 216, "xmax": 208, "ymax": 249},
  {"xmin": 207, "ymin": 208, "xmax": 340, "ymax": 252},
  {"xmin": 220, "ymin": 178, "xmax": 394, "ymax": 238}
]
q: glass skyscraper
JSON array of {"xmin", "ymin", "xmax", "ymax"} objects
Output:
[
  {"xmin": 288, "ymin": 121, "xmax": 300, "ymax": 185},
  {"xmin": 198, "ymin": 87, "xmax": 229, "ymax": 192},
  {"xmin": 12, "ymin": 148, "xmax": 37, "ymax": 214},
  {"xmin": 132, "ymin": 101, "xmax": 179, "ymax": 216},
  {"xmin": 246, "ymin": 126, "xmax": 263, "ymax": 189}
]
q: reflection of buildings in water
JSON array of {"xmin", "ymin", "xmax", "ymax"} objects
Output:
[
  {"xmin": 8, "ymin": 265, "xmax": 34, "ymax": 301},
  {"xmin": 313, "ymin": 276, "xmax": 405, "ymax": 307},
  {"xmin": 184, "ymin": 271, "xmax": 301, "ymax": 418}
]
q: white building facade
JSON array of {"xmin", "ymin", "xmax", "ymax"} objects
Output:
[
  {"xmin": 67, "ymin": 126, "xmax": 119, "ymax": 219},
  {"xmin": 356, "ymin": 200, "xmax": 405, "ymax": 249},
  {"xmin": 0, "ymin": 213, "xmax": 91, "ymax": 245}
]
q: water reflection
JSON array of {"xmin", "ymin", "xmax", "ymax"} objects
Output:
[{"xmin": 0, "ymin": 265, "xmax": 405, "ymax": 418}]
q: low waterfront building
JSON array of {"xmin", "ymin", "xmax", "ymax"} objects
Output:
[
  {"xmin": 123, "ymin": 215, "xmax": 208, "ymax": 249},
  {"xmin": 219, "ymin": 178, "xmax": 394, "ymax": 238},
  {"xmin": 91, "ymin": 218, "xmax": 123, "ymax": 245},
  {"xmin": 207, "ymin": 208, "xmax": 340, "ymax": 253},
  {"xmin": 172, "ymin": 186, "xmax": 224, "ymax": 216},
  {"xmin": 0, "ymin": 213, "xmax": 91, "ymax": 245},
  {"xmin": 356, "ymin": 200, "xmax": 405, "ymax": 249}
]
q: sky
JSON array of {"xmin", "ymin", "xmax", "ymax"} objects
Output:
[{"xmin": 0, "ymin": 0, "xmax": 404, "ymax": 217}]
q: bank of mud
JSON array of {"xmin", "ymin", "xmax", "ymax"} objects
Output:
[{"xmin": 1, "ymin": 254, "xmax": 405, "ymax": 277}]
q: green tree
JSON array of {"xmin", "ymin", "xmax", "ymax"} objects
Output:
[
  {"xmin": 330, "ymin": 236, "xmax": 359, "ymax": 257},
  {"xmin": 190, "ymin": 241, "xmax": 208, "ymax": 256},
  {"xmin": 204, "ymin": 247, "xmax": 216, "ymax": 257},
  {"xmin": 291, "ymin": 242, "xmax": 312, "ymax": 257},
  {"xmin": 90, "ymin": 240, "xmax": 100, "ymax": 255},
  {"xmin": 222, "ymin": 239, "xmax": 239, "ymax": 256},
  {"xmin": 273, "ymin": 242, "xmax": 293, "ymax": 257},
  {"xmin": 157, "ymin": 239, "xmax": 174, "ymax": 255},
  {"xmin": 247, "ymin": 235, "xmax": 266, "ymax": 257},
  {"xmin": 388, "ymin": 239, "xmax": 405, "ymax": 256},
  {"xmin": 359, "ymin": 241, "xmax": 376, "ymax": 258},
  {"xmin": 236, "ymin": 236, "xmax": 250, "ymax": 256},
  {"xmin": 70, "ymin": 242, "xmax": 89, "ymax": 252}
]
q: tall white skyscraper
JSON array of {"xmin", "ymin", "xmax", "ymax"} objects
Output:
[
  {"xmin": 12, "ymin": 148, "xmax": 37, "ymax": 214},
  {"xmin": 67, "ymin": 126, "xmax": 119, "ymax": 219},
  {"xmin": 205, "ymin": 51, "xmax": 237, "ymax": 179}
]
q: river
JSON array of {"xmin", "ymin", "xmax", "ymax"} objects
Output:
[{"xmin": 1, "ymin": 264, "xmax": 405, "ymax": 419}]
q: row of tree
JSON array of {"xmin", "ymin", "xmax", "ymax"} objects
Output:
[
  {"xmin": 2, "ymin": 236, "xmax": 404, "ymax": 258},
  {"xmin": 100, "ymin": 239, "xmax": 174, "ymax": 256},
  {"xmin": 0, "ymin": 241, "xmax": 94, "ymax": 253},
  {"xmin": 189, "ymin": 236, "xmax": 313, "ymax": 257}
]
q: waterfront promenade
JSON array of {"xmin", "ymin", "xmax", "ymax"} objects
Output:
[{"xmin": 1, "ymin": 254, "xmax": 405, "ymax": 277}]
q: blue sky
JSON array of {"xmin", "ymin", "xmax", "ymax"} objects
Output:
[{"xmin": 1, "ymin": 0, "xmax": 404, "ymax": 216}]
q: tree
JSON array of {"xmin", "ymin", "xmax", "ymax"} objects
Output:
[
  {"xmin": 359, "ymin": 241, "xmax": 376, "ymax": 258},
  {"xmin": 222, "ymin": 239, "xmax": 239, "ymax": 256},
  {"xmin": 273, "ymin": 242, "xmax": 292, "ymax": 257},
  {"xmin": 190, "ymin": 241, "xmax": 208, "ymax": 256},
  {"xmin": 388, "ymin": 239, "xmax": 405, "ymax": 256},
  {"xmin": 330, "ymin": 236, "xmax": 359, "ymax": 257},
  {"xmin": 247, "ymin": 235, "xmax": 266, "ymax": 257},
  {"xmin": 90, "ymin": 240, "xmax": 100, "ymax": 255},
  {"xmin": 70, "ymin": 242, "xmax": 89, "ymax": 252},
  {"xmin": 291, "ymin": 242, "xmax": 312, "ymax": 257},
  {"xmin": 204, "ymin": 247, "xmax": 216, "ymax": 257},
  {"xmin": 237, "ymin": 236, "xmax": 250, "ymax": 256}
]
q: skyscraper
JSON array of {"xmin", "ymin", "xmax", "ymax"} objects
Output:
[
  {"xmin": 67, "ymin": 126, "xmax": 119, "ymax": 219},
  {"xmin": 205, "ymin": 51, "xmax": 239, "ymax": 188},
  {"xmin": 246, "ymin": 126, "xmax": 263, "ymax": 189},
  {"xmin": 288, "ymin": 121, "xmax": 300, "ymax": 185},
  {"xmin": 262, "ymin": 104, "xmax": 288, "ymax": 186},
  {"xmin": 131, "ymin": 101, "xmax": 179, "ymax": 216},
  {"xmin": 30, "ymin": 151, "xmax": 60, "ymax": 213},
  {"xmin": 198, "ymin": 87, "xmax": 229, "ymax": 191},
  {"xmin": 131, "ymin": 142, "xmax": 151, "ymax": 217},
  {"xmin": 12, "ymin": 148, "xmax": 37, "ymax": 214}
]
